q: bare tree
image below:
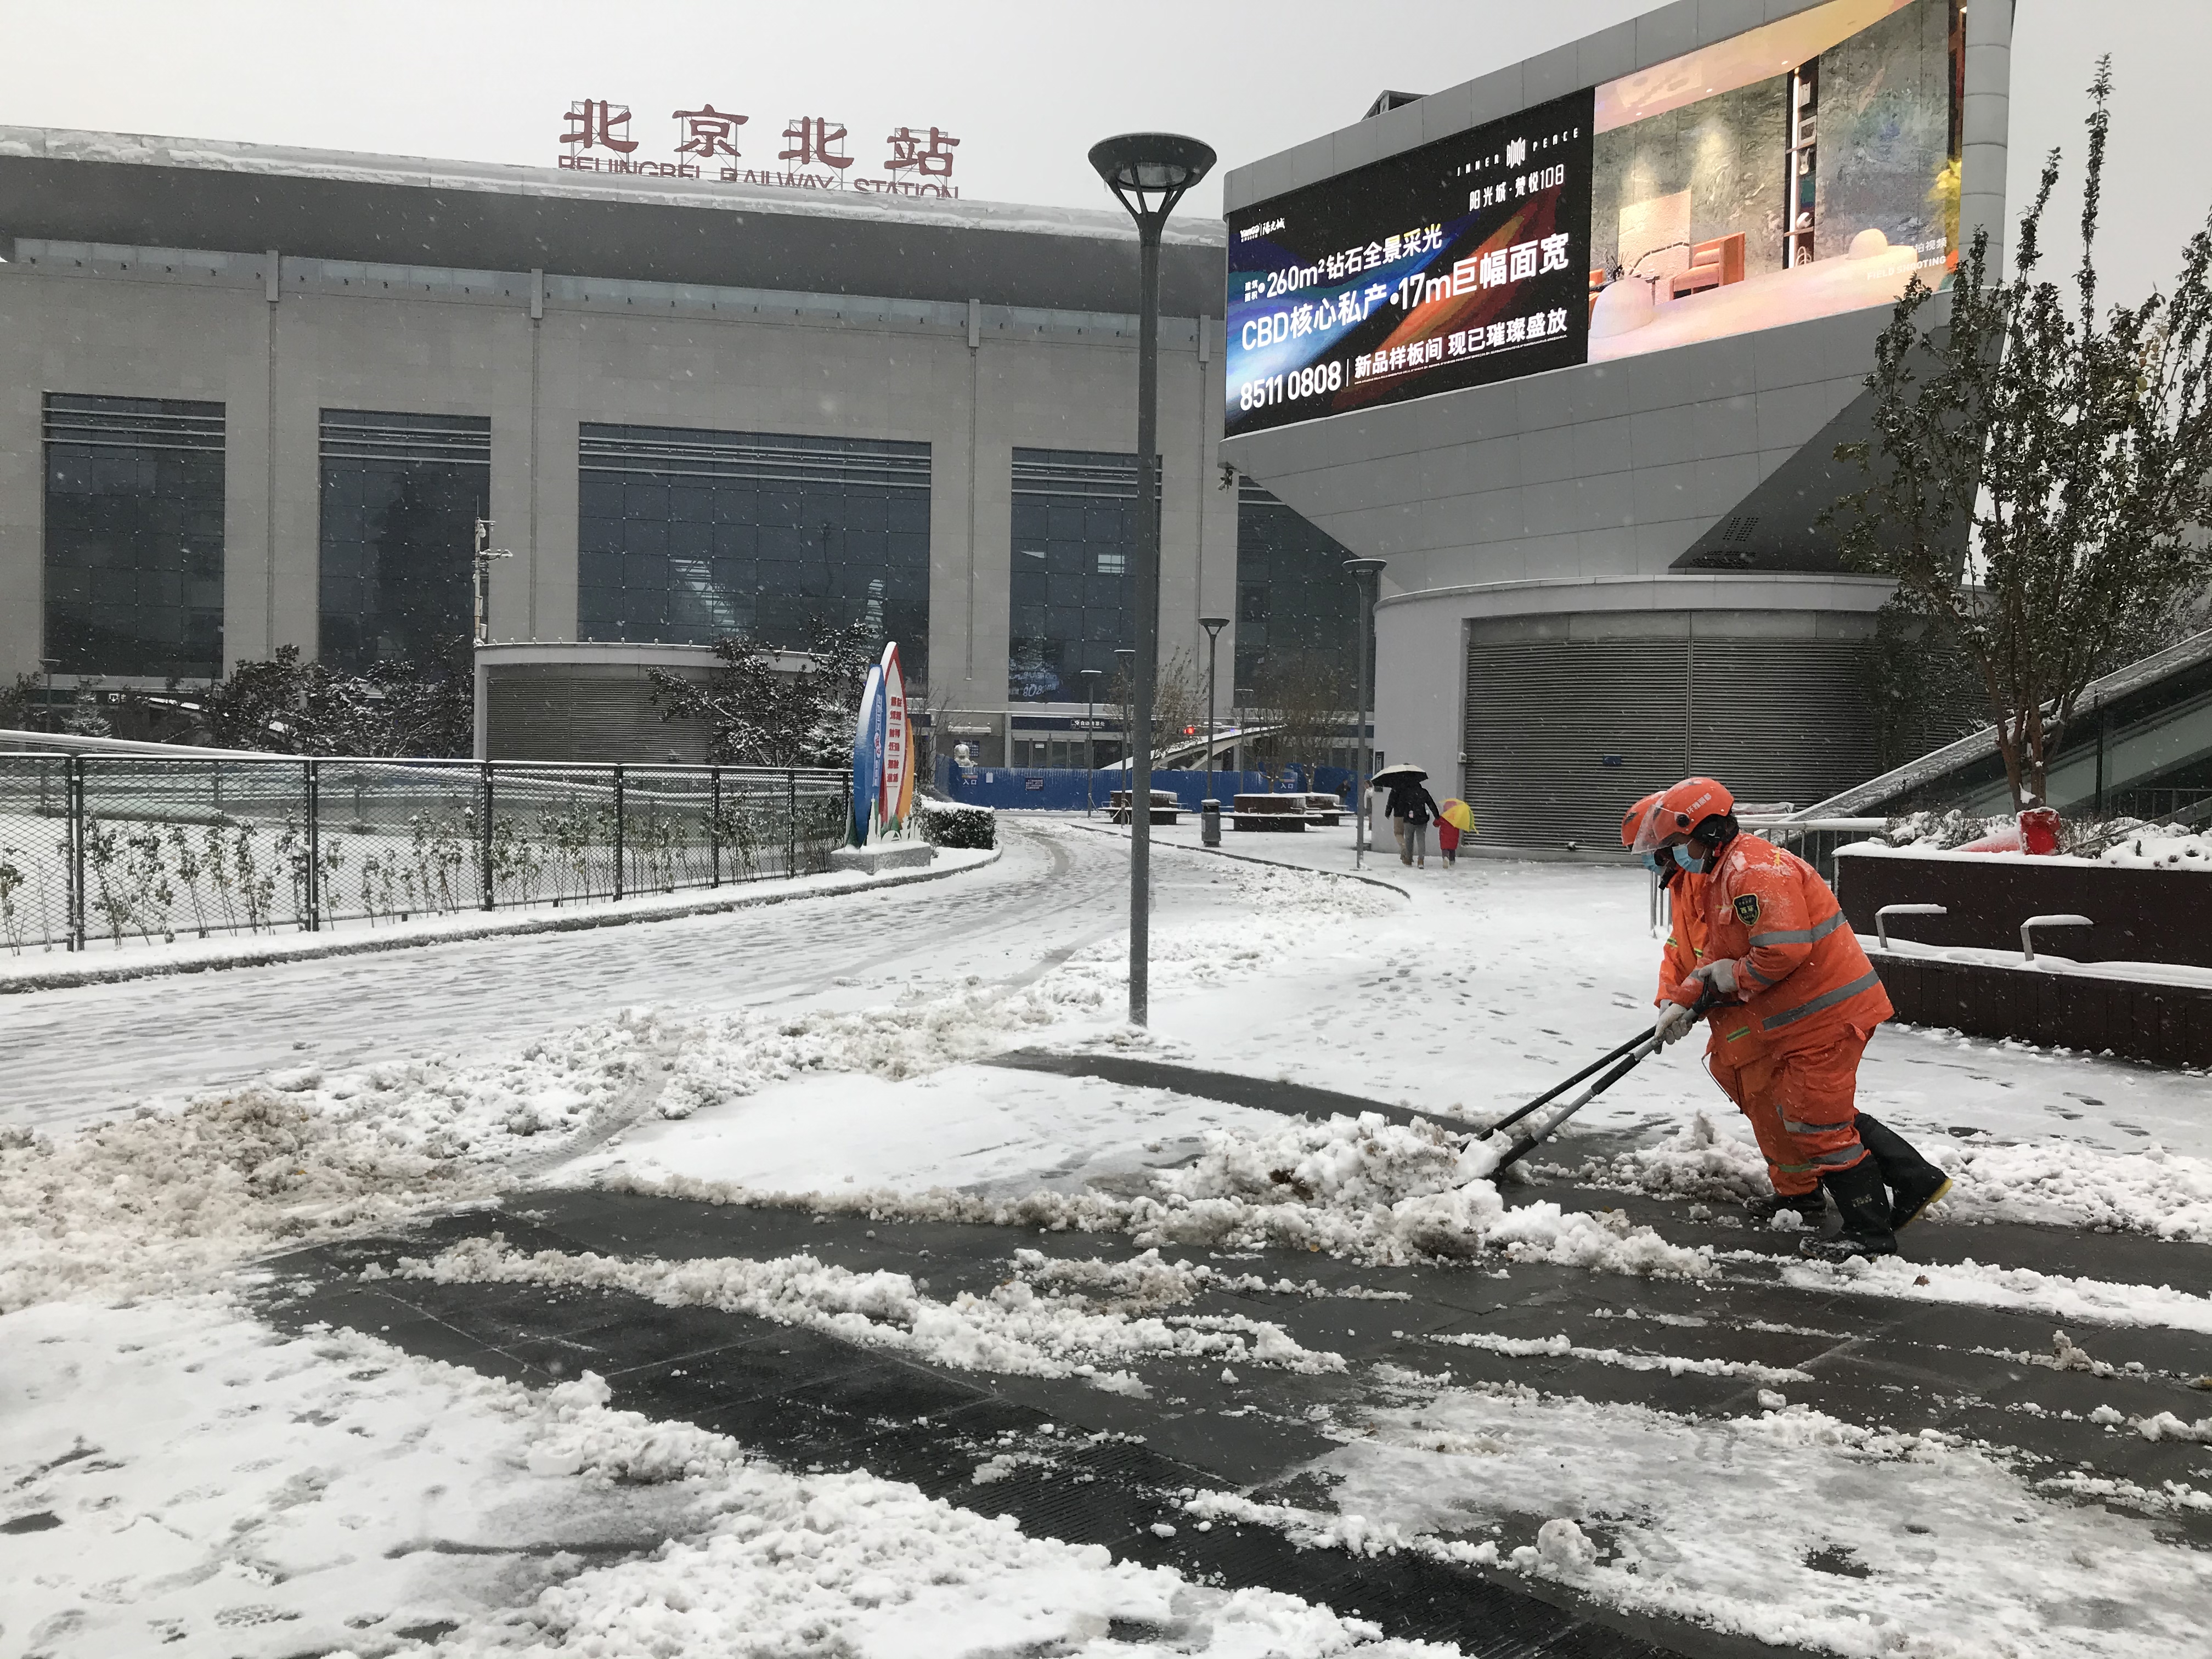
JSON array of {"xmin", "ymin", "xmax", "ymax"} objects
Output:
[
  {"xmin": 1831, "ymin": 63, "xmax": 2212, "ymax": 807},
  {"xmin": 1243, "ymin": 647, "xmax": 1353, "ymax": 788}
]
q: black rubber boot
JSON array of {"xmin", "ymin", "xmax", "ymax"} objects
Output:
[
  {"xmin": 1743, "ymin": 1190, "xmax": 1826, "ymax": 1227},
  {"xmin": 1796, "ymin": 1156, "xmax": 1899, "ymax": 1261},
  {"xmin": 1855, "ymin": 1112, "xmax": 1952, "ymax": 1231}
]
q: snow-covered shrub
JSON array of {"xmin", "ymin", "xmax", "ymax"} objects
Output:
[
  {"xmin": 1880, "ymin": 809, "xmax": 2013, "ymax": 849},
  {"xmin": 917, "ymin": 798, "xmax": 995, "ymax": 850},
  {"xmin": 2096, "ymin": 819, "xmax": 2212, "ymax": 871}
]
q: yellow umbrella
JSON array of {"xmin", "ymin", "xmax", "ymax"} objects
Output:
[{"xmin": 1440, "ymin": 798, "xmax": 1476, "ymax": 833}]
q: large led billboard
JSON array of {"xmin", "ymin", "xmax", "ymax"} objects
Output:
[{"xmin": 1225, "ymin": 0, "xmax": 1960, "ymax": 440}]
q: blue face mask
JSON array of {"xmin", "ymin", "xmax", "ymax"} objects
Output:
[
  {"xmin": 1639, "ymin": 851, "xmax": 1665, "ymax": 873},
  {"xmin": 1672, "ymin": 843, "xmax": 1709, "ymax": 873}
]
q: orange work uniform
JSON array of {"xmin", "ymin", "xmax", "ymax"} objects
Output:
[{"xmin": 1666, "ymin": 836, "xmax": 1892, "ymax": 1194}]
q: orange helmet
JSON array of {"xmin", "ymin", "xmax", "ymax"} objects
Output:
[
  {"xmin": 1621, "ymin": 792, "xmax": 1664, "ymax": 850},
  {"xmin": 1629, "ymin": 776, "xmax": 1735, "ymax": 855}
]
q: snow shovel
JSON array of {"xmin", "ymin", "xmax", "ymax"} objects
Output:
[{"xmin": 1486, "ymin": 986, "xmax": 1721, "ymax": 1173}]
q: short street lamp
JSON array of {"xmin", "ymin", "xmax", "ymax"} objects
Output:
[
  {"xmin": 1113, "ymin": 645, "xmax": 1136, "ymax": 791},
  {"xmin": 1091, "ymin": 130, "xmax": 1215, "ymax": 1026},
  {"xmin": 1079, "ymin": 666, "xmax": 1103, "ymax": 817},
  {"xmin": 1345, "ymin": 557, "xmax": 1387, "ymax": 870},
  {"xmin": 1199, "ymin": 616, "xmax": 1229, "ymax": 847}
]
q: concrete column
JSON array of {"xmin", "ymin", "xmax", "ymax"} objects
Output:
[{"xmin": 1959, "ymin": 0, "xmax": 2014, "ymax": 277}]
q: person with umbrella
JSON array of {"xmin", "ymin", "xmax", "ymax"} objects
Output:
[
  {"xmin": 1435, "ymin": 797, "xmax": 1475, "ymax": 868},
  {"xmin": 1371, "ymin": 763, "xmax": 1441, "ymax": 868}
]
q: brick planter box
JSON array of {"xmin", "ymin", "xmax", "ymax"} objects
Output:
[
  {"xmin": 1835, "ymin": 845, "xmax": 2212, "ymax": 967},
  {"xmin": 1233, "ymin": 793, "xmax": 1307, "ymax": 832},
  {"xmin": 1869, "ymin": 950, "xmax": 2212, "ymax": 1069},
  {"xmin": 1108, "ymin": 789, "xmax": 1179, "ymax": 826}
]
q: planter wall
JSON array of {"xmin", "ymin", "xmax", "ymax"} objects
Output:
[
  {"xmin": 1868, "ymin": 950, "xmax": 2212, "ymax": 1070},
  {"xmin": 1835, "ymin": 848, "xmax": 2212, "ymax": 968}
]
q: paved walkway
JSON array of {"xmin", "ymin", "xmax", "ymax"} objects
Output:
[{"xmin": 258, "ymin": 1053, "xmax": 2212, "ymax": 1656}]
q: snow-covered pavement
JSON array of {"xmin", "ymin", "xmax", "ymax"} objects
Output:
[{"xmin": 4, "ymin": 815, "xmax": 2210, "ymax": 1659}]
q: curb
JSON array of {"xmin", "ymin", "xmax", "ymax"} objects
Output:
[
  {"xmin": 1057, "ymin": 818, "xmax": 1410, "ymax": 899},
  {"xmin": 0, "ymin": 847, "xmax": 1001, "ymax": 995}
]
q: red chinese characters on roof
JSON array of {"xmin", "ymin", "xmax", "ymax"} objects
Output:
[
  {"xmin": 780, "ymin": 117, "xmax": 853, "ymax": 171},
  {"xmin": 553, "ymin": 100, "xmax": 962, "ymax": 196},
  {"xmin": 884, "ymin": 126, "xmax": 958, "ymax": 179},
  {"xmin": 562, "ymin": 100, "xmax": 639, "ymax": 155},
  {"xmin": 673, "ymin": 105, "xmax": 748, "ymax": 161}
]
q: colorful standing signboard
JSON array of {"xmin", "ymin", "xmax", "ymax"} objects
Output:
[{"xmin": 849, "ymin": 641, "xmax": 913, "ymax": 848}]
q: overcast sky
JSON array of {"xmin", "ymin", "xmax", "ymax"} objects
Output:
[{"xmin": 3, "ymin": 1, "xmax": 2205, "ymax": 301}]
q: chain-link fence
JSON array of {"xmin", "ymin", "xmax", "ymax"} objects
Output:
[{"xmin": 0, "ymin": 752, "xmax": 850, "ymax": 955}]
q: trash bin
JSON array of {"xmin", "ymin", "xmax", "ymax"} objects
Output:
[{"xmin": 1201, "ymin": 798, "xmax": 1221, "ymax": 847}]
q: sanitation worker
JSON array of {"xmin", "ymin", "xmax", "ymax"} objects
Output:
[{"xmin": 1630, "ymin": 777, "xmax": 1950, "ymax": 1260}]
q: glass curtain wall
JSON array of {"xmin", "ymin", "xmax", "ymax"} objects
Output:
[
  {"xmin": 1234, "ymin": 481, "xmax": 1365, "ymax": 774},
  {"xmin": 319, "ymin": 410, "xmax": 491, "ymax": 672},
  {"xmin": 1234, "ymin": 480, "xmax": 1360, "ymax": 692},
  {"xmin": 1008, "ymin": 448, "xmax": 1140, "ymax": 704},
  {"xmin": 42, "ymin": 393, "xmax": 225, "ymax": 678},
  {"xmin": 577, "ymin": 425, "xmax": 931, "ymax": 685}
]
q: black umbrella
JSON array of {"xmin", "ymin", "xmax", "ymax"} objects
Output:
[{"xmin": 1369, "ymin": 763, "xmax": 1427, "ymax": 786}]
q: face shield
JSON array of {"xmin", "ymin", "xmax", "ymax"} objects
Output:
[{"xmin": 1628, "ymin": 800, "xmax": 1689, "ymax": 857}]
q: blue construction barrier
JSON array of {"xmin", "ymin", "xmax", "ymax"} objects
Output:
[{"xmin": 935, "ymin": 762, "xmax": 1358, "ymax": 814}]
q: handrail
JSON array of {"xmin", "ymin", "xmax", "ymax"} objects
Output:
[
  {"xmin": 2020, "ymin": 913, "xmax": 2092, "ymax": 962},
  {"xmin": 1875, "ymin": 903, "xmax": 1947, "ymax": 949}
]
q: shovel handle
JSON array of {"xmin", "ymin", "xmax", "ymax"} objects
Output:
[
  {"xmin": 1487, "ymin": 986, "xmax": 1723, "ymax": 1170},
  {"xmin": 1486, "ymin": 985, "xmax": 1721, "ymax": 1139}
]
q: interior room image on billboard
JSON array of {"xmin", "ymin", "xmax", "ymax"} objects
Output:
[{"xmin": 1585, "ymin": 0, "xmax": 1961, "ymax": 363}]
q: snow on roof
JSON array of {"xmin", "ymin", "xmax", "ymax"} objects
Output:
[{"xmin": 0, "ymin": 126, "xmax": 1227, "ymax": 249}]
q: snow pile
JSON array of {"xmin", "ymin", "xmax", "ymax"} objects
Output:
[
  {"xmin": 2, "ymin": 1297, "xmax": 1444, "ymax": 1659},
  {"xmin": 1550, "ymin": 1110, "xmax": 1771, "ymax": 1203},
  {"xmin": 398, "ymin": 1234, "xmax": 1347, "ymax": 1382},
  {"xmin": 1770, "ymin": 1249, "xmax": 2212, "ymax": 1334},
  {"xmin": 0, "ymin": 1298, "xmax": 741, "ymax": 1657},
  {"xmin": 1564, "ymin": 1114, "xmax": 2212, "ymax": 1243},
  {"xmin": 2097, "ymin": 819, "xmax": 2212, "ymax": 871},
  {"xmin": 1931, "ymin": 1137, "xmax": 2212, "ymax": 1239},
  {"xmin": 1148, "ymin": 1111, "xmax": 1713, "ymax": 1276},
  {"xmin": 1430, "ymin": 1329, "xmax": 1811, "ymax": 1386},
  {"xmin": 1259, "ymin": 1378, "xmax": 2212, "ymax": 1659},
  {"xmin": 0, "ymin": 960, "xmax": 1127, "ymax": 1312},
  {"xmin": 0, "ymin": 1014, "xmax": 664, "ymax": 1311},
  {"xmin": 608, "ymin": 1109, "xmax": 1714, "ymax": 1278}
]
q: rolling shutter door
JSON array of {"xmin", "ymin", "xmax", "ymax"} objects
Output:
[
  {"xmin": 1465, "ymin": 630, "xmax": 1884, "ymax": 849},
  {"xmin": 1465, "ymin": 640, "xmax": 1689, "ymax": 848},
  {"xmin": 1688, "ymin": 640, "xmax": 1879, "ymax": 810}
]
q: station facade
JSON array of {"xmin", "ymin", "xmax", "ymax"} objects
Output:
[
  {"xmin": 1220, "ymin": 0, "xmax": 2017, "ymax": 843},
  {"xmin": 0, "ymin": 129, "xmax": 1356, "ymax": 765}
]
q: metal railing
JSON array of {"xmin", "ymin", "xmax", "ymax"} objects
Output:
[{"xmin": 0, "ymin": 751, "xmax": 851, "ymax": 956}]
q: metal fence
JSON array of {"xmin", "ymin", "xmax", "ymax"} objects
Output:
[{"xmin": 0, "ymin": 752, "xmax": 851, "ymax": 955}]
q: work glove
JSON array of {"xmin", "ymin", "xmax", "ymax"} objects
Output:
[
  {"xmin": 1653, "ymin": 999, "xmax": 1699, "ymax": 1047},
  {"xmin": 1688, "ymin": 959, "xmax": 1740, "ymax": 998}
]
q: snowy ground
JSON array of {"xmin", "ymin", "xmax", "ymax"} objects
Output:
[{"xmin": 4, "ymin": 815, "xmax": 2209, "ymax": 1658}]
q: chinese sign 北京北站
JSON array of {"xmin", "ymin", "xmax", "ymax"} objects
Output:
[{"xmin": 558, "ymin": 99, "xmax": 963, "ymax": 197}]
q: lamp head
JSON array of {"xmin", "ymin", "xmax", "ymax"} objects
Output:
[
  {"xmin": 1088, "ymin": 133, "xmax": 1216, "ymax": 225},
  {"xmin": 1199, "ymin": 616, "xmax": 1230, "ymax": 639},
  {"xmin": 1344, "ymin": 558, "xmax": 1388, "ymax": 578}
]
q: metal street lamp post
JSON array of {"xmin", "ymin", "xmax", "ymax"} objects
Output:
[
  {"xmin": 1091, "ymin": 131, "xmax": 1214, "ymax": 1026},
  {"xmin": 1079, "ymin": 667, "xmax": 1103, "ymax": 817},
  {"xmin": 1345, "ymin": 558, "xmax": 1387, "ymax": 870},
  {"xmin": 1199, "ymin": 616, "xmax": 1229, "ymax": 847}
]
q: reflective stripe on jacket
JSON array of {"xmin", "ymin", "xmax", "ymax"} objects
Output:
[{"xmin": 1695, "ymin": 834, "xmax": 1892, "ymax": 1051}]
